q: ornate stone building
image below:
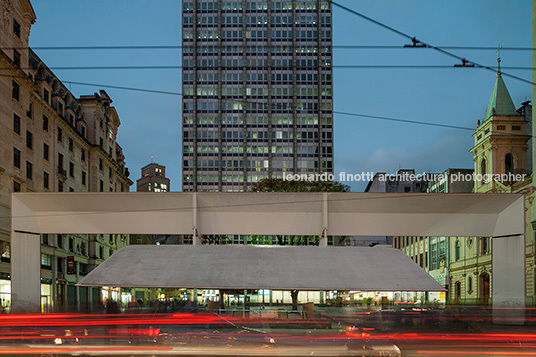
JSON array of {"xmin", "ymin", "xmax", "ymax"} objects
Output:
[
  {"xmin": 391, "ymin": 65, "xmax": 533, "ymax": 306},
  {"xmin": 449, "ymin": 66, "xmax": 533, "ymax": 305},
  {"xmin": 0, "ymin": 0, "xmax": 132, "ymax": 311}
]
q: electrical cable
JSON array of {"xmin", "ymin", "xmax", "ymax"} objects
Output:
[
  {"xmin": 1, "ymin": 72, "xmax": 531, "ymax": 139},
  {"xmin": 0, "ymin": 65, "xmax": 533, "ymax": 71},
  {"xmin": 0, "ymin": 45, "xmax": 530, "ymax": 51},
  {"xmin": 328, "ymin": 0, "xmax": 534, "ymax": 86}
]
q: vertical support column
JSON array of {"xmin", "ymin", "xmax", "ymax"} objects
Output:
[
  {"xmin": 320, "ymin": 192, "xmax": 328, "ymax": 246},
  {"xmin": 192, "ymin": 193, "xmax": 200, "ymax": 245},
  {"xmin": 89, "ymin": 287, "xmax": 93, "ymax": 312},
  {"xmin": 532, "ymin": 0, "xmax": 536, "ymax": 184},
  {"xmin": 11, "ymin": 231, "xmax": 41, "ymax": 313},
  {"xmin": 492, "ymin": 234, "xmax": 525, "ymax": 324},
  {"xmin": 244, "ymin": 289, "xmax": 248, "ymax": 317},
  {"xmin": 530, "ymin": 0, "xmax": 536, "ymax": 306}
]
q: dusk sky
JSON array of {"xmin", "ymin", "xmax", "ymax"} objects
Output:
[{"xmin": 28, "ymin": 0, "xmax": 531, "ymax": 192}]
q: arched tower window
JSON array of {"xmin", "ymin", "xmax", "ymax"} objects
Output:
[
  {"xmin": 480, "ymin": 158, "xmax": 487, "ymax": 184},
  {"xmin": 505, "ymin": 153, "xmax": 514, "ymax": 174}
]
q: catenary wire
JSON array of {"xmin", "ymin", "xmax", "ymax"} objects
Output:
[
  {"xmin": 328, "ymin": 0, "xmax": 534, "ymax": 86},
  {"xmin": 60, "ymin": 79, "xmax": 536, "ymax": 140},
  {"xmin": 0, "ymin": 45, "xmax": 532, "ymax": 50},
  {"xmin": 0, "ymin": 65, "xmax": 534, "ymax": 71},
  {"xmin": 0, "ymin": 72, "xmax": 530, "ymax": 139}
]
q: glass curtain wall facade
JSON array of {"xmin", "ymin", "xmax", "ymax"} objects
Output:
[{"xmin": 182, "ymin": 0, "xmax": 333, "ymax": 192}]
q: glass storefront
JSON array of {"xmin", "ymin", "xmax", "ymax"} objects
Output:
[
  {"xmin": 41, "ymin": 282, "xmax": 52, "ymax": 313},
  {"xmin": 0, "ymin": 278, "xmax": 11, "ymax": 312}
]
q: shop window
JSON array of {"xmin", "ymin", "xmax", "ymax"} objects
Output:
[
  {"xmin": 1, "ymin": 244, "xmax": 10, "ymax": 262},
  {"xmin": 41, "ymin": 254, "xmax": 52, "ymax": 270}
]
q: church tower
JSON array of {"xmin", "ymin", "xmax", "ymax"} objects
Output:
[{"xmin": 470, "ymin": 54, "xmax": 530, "ymax": 193}]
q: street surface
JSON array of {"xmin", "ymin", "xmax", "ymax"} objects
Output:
[{"xmin": 0, "ymin": 306, "xmax": 535, "ymax": 356}]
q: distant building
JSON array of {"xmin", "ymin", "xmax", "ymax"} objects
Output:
[
  {"xmin": 354, "ymin": 169, "xmax": 435, "ymax": 248},
  {"xmin": 136, "ymin": 163, "xmax": 170, "ymax": 192},
  {"xmin": 0, "ymin": 0, "xmax": 132, "ymax": 312},
  {"xmin": 393, "ymin": 168, "xmax": 474, "ymax": 296},
  {"xmin": 134, "ymin": 163, "xmax": 186, "ymax": 246},
  {"xmin": 133, "ymin": 163, "xmax": 171, "ymax": 245},
  {"xmin": 517, "ymin": 100, "xmax": 532, "ymax": 176},
  {"xmin": 427, "ymin": 168, "xmax": 474, "ymax": 194},
  {"xmin": 365, "ymin": 169, "xmax": 431, "ymax": 193}
]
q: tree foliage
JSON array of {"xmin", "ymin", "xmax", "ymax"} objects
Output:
[
  {"xmin": 250, "ymin": 178, "xmax": 350, "ymax": 193},
  {"xmin": 249, "ymin": 178, "xmax": 350, "ymax": 246}
]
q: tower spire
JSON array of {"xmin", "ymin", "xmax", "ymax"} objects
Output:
[
  {"xmin": 496, "ymin": 43, "xmax": 502, "ymax": 75},
  {"xmin": 483, "ymin": 45, "xmax": 518, "ymax": 121}
]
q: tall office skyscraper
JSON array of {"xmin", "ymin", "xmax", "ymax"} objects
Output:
[{"xmin": 182, "ymin": 0, "xmax": 333, "ymax": 192}]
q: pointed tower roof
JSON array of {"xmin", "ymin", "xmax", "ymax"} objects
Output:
[
  {"xmin": 483, "ymin": 74, "xmax": 518, "ymax": 121},
  {"xmin": 483, "ymin": 52, "xmax": 518, "ymax": 121}
]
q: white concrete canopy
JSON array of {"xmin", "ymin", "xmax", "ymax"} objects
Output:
[
  {"xmin": 77, "ymin": 245, "xmax": 445, "ymax": 291},
  {"xmin": 11, "ymin": 192, "xmax": 524, "ymax": 237},
  {"xmin": 10, "ymin": 192, "xmax": 525, "ymax": 324}
]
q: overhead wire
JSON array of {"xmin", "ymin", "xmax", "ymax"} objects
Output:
[
  {"xmin": 58, "ymin": 79, "xmax": 536, "ymax": 139},
  {"xmin": 0, "ymin": 65, "xmax": 534, "ymax": 71},
  {"xmin": 0, "ymin": 2, "xmax": 531, "ymax": 148},
  {"xmin": 1, "ymin": 72, "xmax": 531, "ymax": 141},
  {"xmin": 328, "ymin": 0, "xmax": 534, "ymax": 86},
  {"xmin": 0, "ymin": 45, "xmax": 533, "ymax": 51}
]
